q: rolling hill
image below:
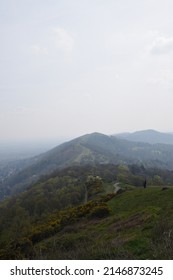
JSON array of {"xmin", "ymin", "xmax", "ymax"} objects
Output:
[
  {"xmin": 1, "ymin": 130, "xmax": 173, "ymax": 259},
  {"xmin": 115, "ymin": 129, "xmax": 173, "ymax": 145},
  {"xmin": 2, "ymin": 131, "xmax": 173, "ymax": 199}
]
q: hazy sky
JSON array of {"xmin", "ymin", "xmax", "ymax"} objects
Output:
[{"xmin": 1, "ymin": 0, "xmax": 173, "ymax": 142}]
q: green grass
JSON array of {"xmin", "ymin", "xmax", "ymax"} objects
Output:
[
  {"xmin": 31, "ymin": 186, "xmax": 173, "ymax": 259},
  {"xmin": 1, "ymin": 185, "xmax": 173, "ymax": 259},
  {"xmin": 108, "ymin": 186, "xmax": 173, "ymax": 215}
]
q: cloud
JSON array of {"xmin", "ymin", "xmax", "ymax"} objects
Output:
[
  {"xmin": 30, "ymin": 45, "xmax": 48, "ymax": 55},
  {"xmin": 54, "ymin": 27, "xmax": 74, "ymax": 53},
  {"xmin": 147, "ymin": 74, "xmax": 173, "ymax": 90},
  {"xmin": 149, "ymin": 36, "xmax": 173, "ymax": 55}
]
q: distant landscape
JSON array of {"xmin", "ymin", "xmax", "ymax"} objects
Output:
[{"xmin": 1, "ymin": 130, "xmax": 173, "ymax": 260}]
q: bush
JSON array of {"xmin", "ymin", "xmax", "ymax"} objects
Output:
[{"xmin": 89, "ymin": 203, "xmax": 110, "ymax": 218}]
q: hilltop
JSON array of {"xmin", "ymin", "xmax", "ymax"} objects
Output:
[
  {"xmin": 2, "ymin": 131, "xmax": 173, "ymax": 199},
  {"xmin": 1, "ymin": 129, "xmax": 173, "ymax": 259}
]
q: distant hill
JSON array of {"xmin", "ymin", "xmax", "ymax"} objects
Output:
[
  {"xmin": 2, "ymin": 131, "xmax": 173, "ymax": 199},
  {"xmin": 115, "ymin": 129, "xmax": 173, "ymax": 145}
]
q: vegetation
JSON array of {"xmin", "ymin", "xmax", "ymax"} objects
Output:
[
  {"xmin": 1, "ymin": 163, "xmax": 173, "ymax": 259},
  {"xmin": 2, "ymin": 131, "xmax": 173, "ymax": 200}
]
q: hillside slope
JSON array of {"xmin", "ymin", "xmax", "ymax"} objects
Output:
[
  {"xmin": 2, "ymin": 132, "xmax": 173, "ymax": 199},
  {"xmin": 1, "ymin": 181, "xmax": 173, "ymax": 260}
]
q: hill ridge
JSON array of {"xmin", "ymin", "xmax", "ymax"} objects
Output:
[
  {"xmin": 2, "ymin": 130, "xmax": 173, "ymax": 199},
  {"xmin": 115, "ymin": 129, "xmax": 173, "ymax": 145}
]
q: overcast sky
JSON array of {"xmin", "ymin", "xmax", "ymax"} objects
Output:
[{"xmin": 1, "ymin": 0, "xmax": 173, "ymax": 142}]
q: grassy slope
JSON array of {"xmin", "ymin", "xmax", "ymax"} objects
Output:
[{"xmin": 33, "ymin": 187, "xmax": 173, "ymax": 260}]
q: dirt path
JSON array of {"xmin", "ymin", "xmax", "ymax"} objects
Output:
[{"xmin": 114, "ymin": 182, "xmax": 121, "ymax": 193}]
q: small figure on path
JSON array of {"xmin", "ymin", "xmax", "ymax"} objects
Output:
[{"xmin": 143, "ymin": 179, "xmax": 147, "ymax": 188}]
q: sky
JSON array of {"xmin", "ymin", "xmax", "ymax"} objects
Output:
[{"xmin": 1, "ymin": 0, "xmax": 173, "ymax": 143}]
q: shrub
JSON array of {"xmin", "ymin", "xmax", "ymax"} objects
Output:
[{"xmin": 89, "ymin": 203, "xmax": 110, "ymax": 218}]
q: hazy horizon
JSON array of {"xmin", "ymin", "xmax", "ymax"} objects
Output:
[
  {"xmin": 0, "ymin": 128, "xmax": 173, "ymax": 163},
  {"xmin": 1, "ymin": 0, "xmax": 173, "ymax": 142},
  {"xmin": 0, "ymin": 128, "xmax": 173, "ymax": 145}
]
